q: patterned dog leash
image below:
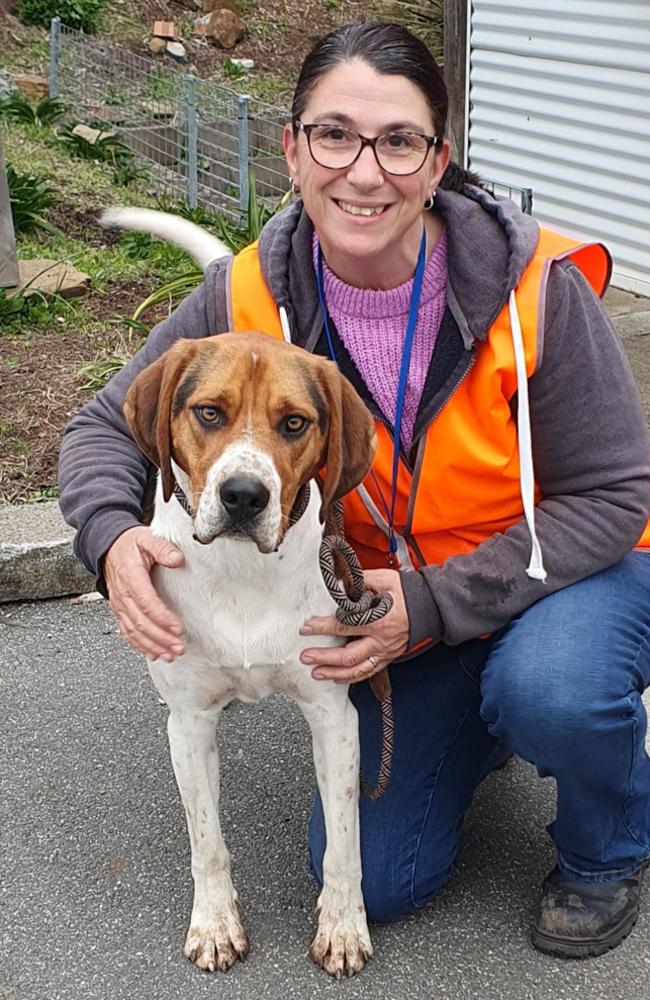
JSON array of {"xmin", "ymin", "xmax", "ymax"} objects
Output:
[{"xmin": 319, "ymin": 514, "xmax": 395, "ymax": 801}]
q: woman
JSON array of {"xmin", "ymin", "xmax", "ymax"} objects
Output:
[{"xmin": 59, "ymin": 22, "xmax": 650, "ymax": 958}]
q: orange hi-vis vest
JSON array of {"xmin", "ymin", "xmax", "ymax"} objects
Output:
[{"xmin": 229, "ymin": 229, "xmax": 650, "ymax": 570}]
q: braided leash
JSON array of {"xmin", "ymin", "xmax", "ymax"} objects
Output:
[{"xmin": 319, "ymin": 529, "xmax": 395, "ymax": 801}]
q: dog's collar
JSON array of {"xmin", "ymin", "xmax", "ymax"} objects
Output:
[
  {"xmin": 173, "ymin": 480, "xmax": 193, "ymax": 517},
  {"xmin": 172, "ymin": 479, "xmax": 311, "ymax": 528}
]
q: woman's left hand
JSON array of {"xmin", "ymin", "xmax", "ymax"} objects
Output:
[{"xmin": 299, "ymin": 568, "xmax": 409, "ymax": 683}]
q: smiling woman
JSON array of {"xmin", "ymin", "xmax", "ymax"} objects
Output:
[{"xmin": 59, "ymin": 20, "xmax": 650, "ymax": 963}]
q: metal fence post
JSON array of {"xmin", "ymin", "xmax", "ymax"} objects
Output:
[
  {"xmin": 237, "ymin": 94, "xmax": 250, "ymax": 219},
  {"xmin": 49, "ymin": 17, "xmax": 61, "ymax": 99},
  {"xmin": 0, "ymin": 136, "xmax": 19, "ymax": 289},
  {"xmin": 185, "ymin": 74, "xmax": 198, "ymax": 208}
]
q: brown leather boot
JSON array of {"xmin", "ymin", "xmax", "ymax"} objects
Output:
[{"xmin": 532, "ymin": 863, "xmax": 648, "ymax": 959}]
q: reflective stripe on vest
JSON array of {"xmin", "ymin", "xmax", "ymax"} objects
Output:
[{"xmin": 228, "ymin": 229, "xmax": 650, "ymax": 566}]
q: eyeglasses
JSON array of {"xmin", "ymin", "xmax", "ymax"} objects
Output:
[{"xmin": 294, "ymin": 121, "xmax": 440, "ymax": 176}]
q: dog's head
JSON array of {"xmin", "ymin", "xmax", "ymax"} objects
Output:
[{"xmin": 123, "ymin": 332, "xmax": 376, "ymax": 552}]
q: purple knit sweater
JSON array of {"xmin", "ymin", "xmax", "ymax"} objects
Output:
[{"xmin": 315, "ymin": 231, "xmax": 448, "ymax": 450}]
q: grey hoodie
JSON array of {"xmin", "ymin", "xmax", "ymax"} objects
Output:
[{"xmin": 58, "ymin": 187, "xmax": 650, "ymax": 647}]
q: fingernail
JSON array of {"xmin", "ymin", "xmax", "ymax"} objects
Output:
[
  {"xmin": 313, "ymin": 671, "xmax": 325, "ymax": 680},
  {"xmin": 171, "ymin": 644, "xmax": 185, "ymax": 655},
  {"xmin": 301, "ymin": 655, "xmax": 314, "ymax": 664},
  {"xmin": 161, "ymin": 653, "xmax": 174, "ymax": 663},
  {"xmin": 299, "ymin": 625, "xmax": 312, "ymax": 635},
  {"xmin": 171, "ymin": 625, "xmax": 184, "ymax": 636}
]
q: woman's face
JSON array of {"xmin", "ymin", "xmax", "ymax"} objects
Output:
[{"xmin": 283, "ymin": 58, "xmax": 450, "ymax": 282}]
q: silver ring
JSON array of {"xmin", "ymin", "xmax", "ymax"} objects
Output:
[{"xmin": 368, "ymin": 654, "xmax": 378, "ymax": 669}]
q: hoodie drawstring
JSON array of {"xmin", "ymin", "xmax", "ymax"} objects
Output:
[{"xmin": 508, "ymin": 289, "xmax": 547, "ymax": 582}]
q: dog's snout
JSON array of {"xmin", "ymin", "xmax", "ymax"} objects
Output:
[{"xmin": 220, "ymin": 476, "xmax": 270, "ymax": 523}]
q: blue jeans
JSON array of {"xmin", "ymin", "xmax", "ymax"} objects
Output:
[{"xmin": 308, "ymin": 553, "xmax": 650, "ymax": 922}]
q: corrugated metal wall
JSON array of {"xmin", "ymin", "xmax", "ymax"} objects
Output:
[{"xmin": 468, "ymin": 0, "xmax": 650, "ymax": 294}]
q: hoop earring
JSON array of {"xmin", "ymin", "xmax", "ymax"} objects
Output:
[
  {"xmin": 291, "ymin": 178, "xmax": 301, "ymax": 197},
  {"xmin": 423, "ymin": 190, "xmax": 436, "ymax": 211}
]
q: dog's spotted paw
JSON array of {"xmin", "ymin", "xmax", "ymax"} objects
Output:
[
  {"xmin": 309, "ymin": 906, "xmax": 373, "ymax": 978},
  {"xmin": 184, "ymin": 912, "xmax": 249, "ymax": 972}
]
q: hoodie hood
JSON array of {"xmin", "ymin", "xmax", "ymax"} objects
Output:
[{"xmin": 256, "ymin": 185, "xmax": 540, "ymax": 347}]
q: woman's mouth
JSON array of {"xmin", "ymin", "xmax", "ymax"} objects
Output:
[{"xmin": 334, "ymin": 199, "xmax": 388, "ymax": 218}]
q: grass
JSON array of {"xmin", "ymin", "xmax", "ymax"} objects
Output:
[{"xmin": 2, "ymin": 119, "xmax": 151, "ymax": 211}]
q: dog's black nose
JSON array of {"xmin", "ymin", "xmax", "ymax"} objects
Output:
[{"xmin": 220, "ymin": 476, "xmax": 270, "ymax": 523}]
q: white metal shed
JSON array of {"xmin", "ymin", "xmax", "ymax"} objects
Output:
[{"xmin": 466, "ymin": 0, "xmax": 650, "ymax": 294}]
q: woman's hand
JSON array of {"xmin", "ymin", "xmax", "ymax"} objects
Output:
[
  {"xmin": 299, "ymin": 568, "xmax": 409, "ymax": 683},
  {"xmin": 103, "ymin": 526, "xmax": 186, "ymax": 662}
]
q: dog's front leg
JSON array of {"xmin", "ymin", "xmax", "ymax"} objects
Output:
[
  {"xmin": 166, "ymin": 708, "xmax": 249, "ymax": 972},
  {"xmin": 299, "ymin": 688, "xmax": 372, "ymax": 978}
]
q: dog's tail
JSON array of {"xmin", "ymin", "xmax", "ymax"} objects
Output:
[{"xmin": 100, "ymin": 207, "xmax": 232, "ymax": 272}]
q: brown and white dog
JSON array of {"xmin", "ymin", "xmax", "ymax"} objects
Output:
[{"xmin": 115, "ymin": 210, "xmax": 378, "ymax": 977}]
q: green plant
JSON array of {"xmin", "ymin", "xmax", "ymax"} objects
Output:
[
  {"xmin": 0, "ymin": 92, "xmax": 67, "ymax": 127},
  {"xmin": 78, "ymin": 352, "xmax": 134, "ymax": 391},
  {"xmin": 15, "ymin": 0, "xmax": 107, "ymax": 34},
  {"xmin": 0, "ymin": 285, "xmax": 64, "ymax": 330},
  {"xmin": 6, "ymin": 164, "xmax": 59, "ymax": 235},
  {"xmin": 379, "ymin": 0, "xmax": 443, "ymax": 63},
  {"xmin": 56, "ymin": 123, "xmax": 133, "ymax": 167},
  {"xmin": 112, "ymin": 160, "xmax": 149, "ymax": 187},
  {"xmin": 103, "ymin": 86, "xmax": 128, "ymax": 108},
  {"xmin": 142, "ymin": 67, "xmax": 177, "ymax": 103},
  {"xmin": 223, "ymin": 58, "xmax": 246, "ymax": 81}
]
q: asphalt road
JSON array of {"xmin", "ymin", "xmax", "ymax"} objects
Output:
[{"xmin": 1, "ymin": 598, "xmax": 649, "ymax": 1000}]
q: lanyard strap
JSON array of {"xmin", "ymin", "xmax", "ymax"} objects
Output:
[{"xmin": 315, "ymin": 229, "xmax": 428, "ymax": 563}]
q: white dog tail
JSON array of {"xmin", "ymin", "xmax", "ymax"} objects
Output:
[{"xmin": 100, "ymin": 207, "xmax": 232, "ymax": 271}]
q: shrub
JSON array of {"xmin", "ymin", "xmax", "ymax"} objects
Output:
[
  {"xmin": 0, "ymin": 93, "xmax": 67, "ymax": 127},
  {"xmin": 6, "ymin": 164, "xmax": 58, "ymax": 235},
  {"xmin": 56, "ymin": 123, "xmax": 133, "ymax": 167},
  {"xmin": 15, "ymin": 0, "xmax": 107, "ymax": 34}
]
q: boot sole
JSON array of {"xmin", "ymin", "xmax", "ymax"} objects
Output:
[{"xmin": 531, "ymin": 906, "xmax": 639, "ymax": 959}]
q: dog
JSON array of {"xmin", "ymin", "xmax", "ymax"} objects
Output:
[{"xmin": 112, "ymin": 209, "xmax": 378, "ymax": 977}]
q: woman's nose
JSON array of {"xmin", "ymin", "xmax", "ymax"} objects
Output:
[{"xmin": 345, "ymin": 144, "xmax": 385, "ymax": 189}]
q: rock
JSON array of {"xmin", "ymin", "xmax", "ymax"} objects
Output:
[
  {"xmin": 228, "ymin": 57, "xmax": 254, "ymax": 70},
  {"xmin": 166, "ymin": 40, "xmax": 187, "ymax": 63},
  {"xmin": 206, "ymin": 8, "xmax": 245, "ymax": 48},
  {"xmin": 0, "ymin": 502, "xmax": 94, "ymax": 603},
  {"xmin": 0, "ymin": 69, "xmax": 18, "ymax": 99},
  {"xmin": 71, "ymin": 122, "xmax": 115, "ymax": 144},
  {"xmin": 11, "ymin": 73, "xmax": 48, "ymax": 100},
  {"xmin": 192, "ymin": 13, "xmax": 211, "ymax": 36},
  {"xmin": 148, "ymin": 36, "xmax": 168, "ymax": 54},
  {"xmin": 14, "ymin": 259, "xmax": 91, "ymax": 300}
]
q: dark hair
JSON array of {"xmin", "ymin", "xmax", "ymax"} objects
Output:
[{"xmin": 292, "ymin": 22, "xmax": 448, "ymax": 136}]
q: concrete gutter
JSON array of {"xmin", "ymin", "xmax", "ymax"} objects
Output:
[
  {"xmin": 0, "ymin": 501, "xmax": 94, "ymax": 602},
  {"xmin": 1, "ymin": 288, "xmax": 649, "ymax": 604}
]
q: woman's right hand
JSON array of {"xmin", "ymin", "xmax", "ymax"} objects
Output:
[{"xmin": 103, "ymin": 526, "xmax": 186, "ymax": 662}]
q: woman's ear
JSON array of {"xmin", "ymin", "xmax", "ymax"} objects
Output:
[
  {"xmin": 431, "ymin": 138, "xmax": 451, "ymax": 192},
  {"xmin": 283, "ymin": 122, "xmax": 299, "ymax": 188}
]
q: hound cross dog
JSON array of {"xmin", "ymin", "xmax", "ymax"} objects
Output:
[{"xmin": 122, "ymin": 320, "xmax": 378, "ymax": 977}]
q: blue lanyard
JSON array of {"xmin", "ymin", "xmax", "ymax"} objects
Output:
[{"xmin": 316, "ymin": 229, "xmax": 428, "ymax": 565}]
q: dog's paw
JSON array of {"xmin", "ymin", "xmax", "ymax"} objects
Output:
[
  {"xmin": 309, "ymin": 906, "xmax": 373, "ymax": 978},
  {"xmin": 184, "ymin": 911, "xmax": 249, "ymax": 973}
]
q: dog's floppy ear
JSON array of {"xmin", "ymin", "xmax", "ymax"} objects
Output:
[
  {"xmin": 124, "ymin": 340, "xmax": 200, "ymax": 502},
  {"xmin": 318, "ymin": 362, "xmax": 376, "ymax": 520}
]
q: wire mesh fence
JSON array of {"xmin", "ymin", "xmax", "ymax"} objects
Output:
[
  {"xmin": 49, "ymin": 19, "xmax": 533, "ymax": 220},
  {"xmin": 49, "ymin": 18, "xmax": 290, "ymax": 219}
]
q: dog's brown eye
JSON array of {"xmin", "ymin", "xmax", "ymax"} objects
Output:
[
  {"xmin": 195, "ymin": 406, "xmax": 224, "ymax": 427},
  {"xmin": 283, "ymin": 415, "xmax": 308, "ymax": 436}
]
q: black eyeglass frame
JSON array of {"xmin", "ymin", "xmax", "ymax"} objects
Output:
[{"xmin": 293, "ymin": 120, "xmax": 441, "ymax": 176}]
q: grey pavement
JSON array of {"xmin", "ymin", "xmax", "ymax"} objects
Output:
[{"xmin": 1, "ymin": 597, "xmax": 650, "ymax": 1000}]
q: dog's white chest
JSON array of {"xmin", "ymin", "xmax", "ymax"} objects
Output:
[{"xmin": 150, "ymin": 484, "xmax": 340, "ymax": 701}]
